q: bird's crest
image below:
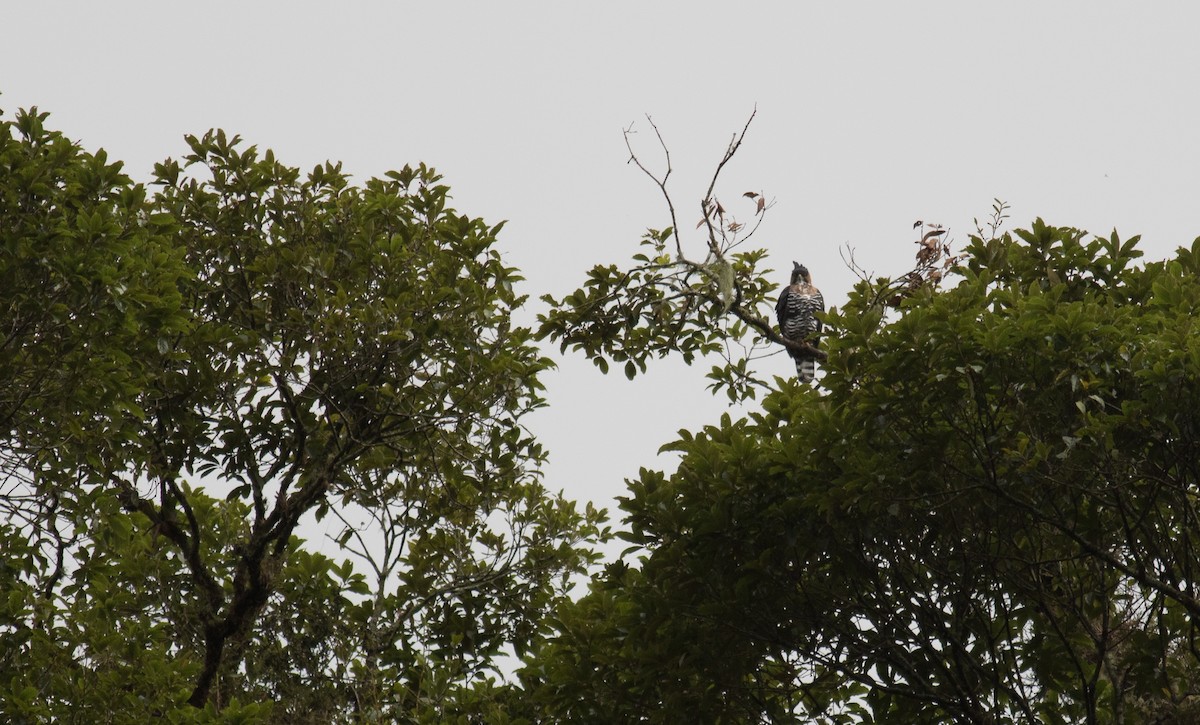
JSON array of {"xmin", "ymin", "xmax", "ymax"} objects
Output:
[{"xmin": 791, "ymin": 261, "xmax": 809, "ymax": 284}]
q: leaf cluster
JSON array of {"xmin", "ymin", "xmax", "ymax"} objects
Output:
[{"xmin": 537, "ymin": 113, "xmax": 807, "ymax": 402}]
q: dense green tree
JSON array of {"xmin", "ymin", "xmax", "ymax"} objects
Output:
[
  {"xmin": 524, "ymin": 217, "xmax": 1200, "ymax": 723},
  {"xmin": 0, "ymin": 105, "xmax": 604, "ymax": 722}
]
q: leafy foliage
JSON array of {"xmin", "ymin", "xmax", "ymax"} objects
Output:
[
  {"xmin": 0, "ymin": 105, "xmax": 604, "ymax": 721},
  {"xmin": 522, "ymin": 221, "xmax": 1200, "ymax": 723},
  {"xmin": 0, "ymin": 105, "xmax": 188, "ymax": 470},
  {"xmin": 538, "ymin": 113, "xmax": 814, "ymax": 402}
]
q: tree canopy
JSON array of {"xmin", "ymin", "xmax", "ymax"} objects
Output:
[
  {"xmin": 522, "ymin": 218, "xmax": 1200, "ymax": 723},
  {"xmin": 7, "ymin": 102, "xmax": 1200, "ymax": 725},
  {"xmin": 0, "ymin": 105, "xmax": 603, "ymax": 723}
]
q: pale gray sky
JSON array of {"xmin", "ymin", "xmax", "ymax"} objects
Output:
[{"xmin": 4, "ymin": 2, "xmax": 1198, "ymax": 528}]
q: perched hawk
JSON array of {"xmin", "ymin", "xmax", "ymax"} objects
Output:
[{"xmin": 776, "ymin": 262, "xmax": 824, "ymax": 382}]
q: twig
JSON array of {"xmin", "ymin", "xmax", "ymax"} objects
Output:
[{"xmin": 625, "ymin": 117, "xmax": 684, "ymax": 260}]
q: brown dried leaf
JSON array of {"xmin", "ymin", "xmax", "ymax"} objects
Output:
[
  {"xmin": 922, "ymin": 229, "xmax": 947, "ymax": 243},
  {"xmin": 756, "ymin": 196, "xmax": 766, "ymax": 213},
  {"xmin": 743, "ymin": 191, "xmax": 758, "ymax": 199},
  {"xmin": 913, "ymin": 220, "xmax": 923, "ymax": 229}
]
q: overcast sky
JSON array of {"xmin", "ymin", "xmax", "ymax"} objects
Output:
[{"xmin": 4, "ymin": 3, "xmax": 1198, "ymax": 534}]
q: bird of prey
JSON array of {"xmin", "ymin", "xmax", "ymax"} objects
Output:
[{"xmin": 776, "ymin": 262, "xmax": 824, "ymax": 382}]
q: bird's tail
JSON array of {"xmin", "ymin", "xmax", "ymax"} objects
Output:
[{"xmin": 795, "ymin": 357, "xmax": 816, "ymax": 383}]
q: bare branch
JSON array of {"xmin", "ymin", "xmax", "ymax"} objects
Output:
[
  {"xmin": 699, "ymin": 108, "xmax": 757, "ymax": 259},
  {"xmin": 625, "ymin": 116, "xmax": 684, "ymax": 260}
]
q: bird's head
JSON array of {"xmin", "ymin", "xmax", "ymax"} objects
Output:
[{"xmin": 791, "ymin": 261, "xmax": 810, "ymax": 284}]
